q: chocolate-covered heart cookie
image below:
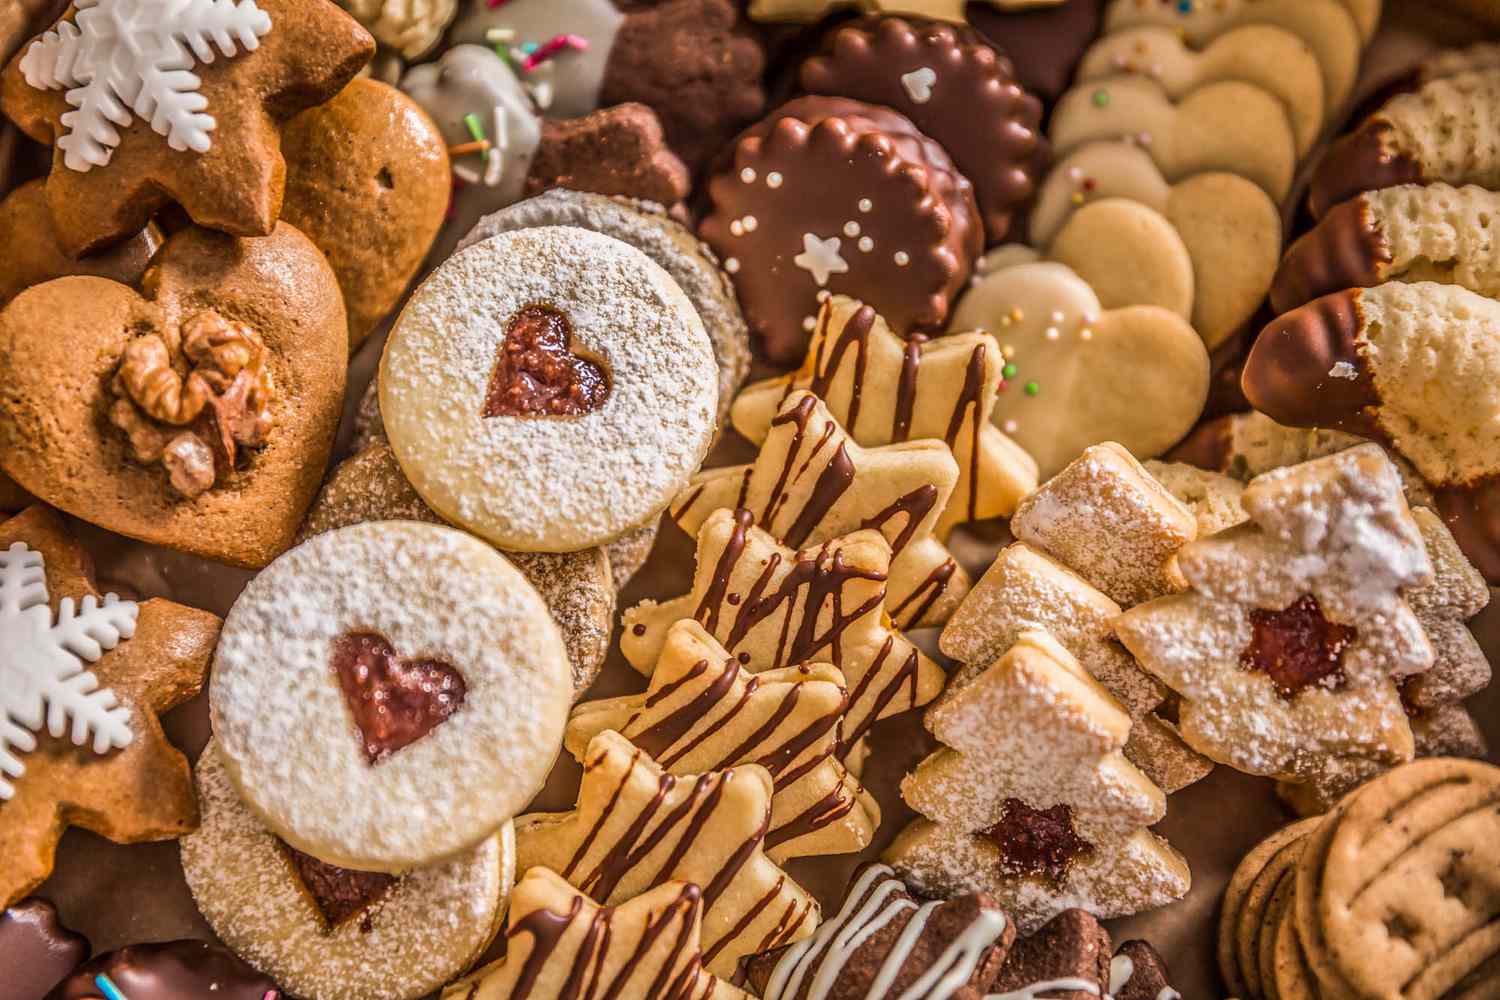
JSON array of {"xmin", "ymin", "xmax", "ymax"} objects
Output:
[{"xmin": 0, "ymin": 222, "xmax": 347, "ymax": 568}]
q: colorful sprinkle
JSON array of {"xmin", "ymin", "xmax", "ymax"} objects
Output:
[
  {"xmin": 1002, "ymin": 363, "xmax": 1018, "ymax": 379},
  {"xmin": 893, "ymin": 251, "xmax": 910, "ymax": 266},
  {"xmin": 448, "ymin": 138, "xmax": 491, "ymax": 158},
  {"xmin": 95, "ymin": 976, "xmax": 127, "ymax": 1000},
  {"xmin": 741, "ymin": 167, "xmax": 757, "ymax": 183},
  {"xmin": 767, "ymin": 172, "xmax": 784, "ymax": 188},
  {"xmin": 858, "ymin": 237, "xmax": 874, "ymax": 252},
  {"xmin": 1025, "ymin": 381, "xmax": 1040, "ymax": 396},
  {"xmin": 858, "ymin": 198, "xmax": 873, "ymax": 212},
  {"xmin": 1092, "ymin": 88, "xmax": 1110, "ymax": 108},
  {"xmin": 522, "ymin": 34, "xmax": 590, "ymax": 73},
  {"xmin": 462, "ymin": 113, "xmax": 490, "ymax": 163}
]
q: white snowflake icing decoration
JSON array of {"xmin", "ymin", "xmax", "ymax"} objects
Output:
[
  {"xmin": 19, "ymin": 0, "xmax": 274, "ymax": 173},
  {"xmin": 0, "ymin": 542, "xmax": 137, "ymax": 801},
  {"xmin": 794, "ymin": 232, "xmax": 849, "ymax": 287}
]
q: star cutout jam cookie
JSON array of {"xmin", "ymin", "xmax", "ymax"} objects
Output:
[
  {"xmin": 567, "ymin": 619, "xmax": 880, "ymax": 864},
  {"xmin": 443, "ymin": 869, "xmax": 752, "ymax": 1000},
  {"xmin": 731, "ymin": 297, "xmax": 1038, "ymax": 538},
  {"xmin": 671, "ymin": 390, "xmax": 969, "ymax": 628},
  {"xmin": 1, "ymin": 505, "xmax": 220, "ymax": 907},
  {"xmin": 514, "ymin": 729, "xmax": 819, "ymax": 979},
  {"xmin": 748, "ymin": 0, "xmax": 1062, "ymax": 25},
  {"xmin": 623, "ymin": 508, "xmax": 947, "ymax": 761},
  {"xmin": 0, "ymin": 0, "xmax": 374, "ymax": 256}
]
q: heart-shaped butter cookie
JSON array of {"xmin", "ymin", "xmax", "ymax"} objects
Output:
[{"xmin": 0, "ymin": 222, "xmax": 347, "ymax": 568}]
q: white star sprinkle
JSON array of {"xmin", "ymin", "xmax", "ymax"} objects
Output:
[{"xmin": 793, "ymin": 233, "xmax": 849, "ymax": 287}]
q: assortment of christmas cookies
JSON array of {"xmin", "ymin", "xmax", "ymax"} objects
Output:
[{"xmin": 1, "ymin": 1, "xmax": 1499, "ymax": 998}]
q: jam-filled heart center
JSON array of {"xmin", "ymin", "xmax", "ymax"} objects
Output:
[
  {"xmin": 482, "ymin": 303, "xmax": 610, "ymax": 418},
  {"xmin": 332, "ymin": 632, "xmax": 467, "ymax": 763},
  {"xmin": 278, "ymin": 839, "xmax": 397, "ymax": 930},
  {"xmin": 1240, "ymin": 593, "xmax": 1356, "ymax": 699}
]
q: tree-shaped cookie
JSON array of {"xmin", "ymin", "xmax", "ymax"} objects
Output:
[
  {"xmin": 1114, "ymin": 444, "xmax": 1433, "ymax": 783},
  {"xmin": 566, "ymin": 619, "xmax": 879, "ymax": 863},
  {"xmin": 515, "ymin": 729, "xmax": 819, "ymax": 978},
  {"xmin": 887, "ymin": 630, "xmax": 1190, "ymax": 933},
  {"xmin": 1, "ymin": 505, "xmax": 220, "ymax": 907},
  {"xmin": 731, "ymin": 297, "xmax": 1038, "ymax": 538},
  {"xmin": 623, "ymin": 508, "xmax": 947, "ymax": 760},
  {"xmin": 443, "ymin": 868, "xmax": 751, "ymax": 1000},
  {"xmin": 672, "ymin": 390, "xmax": 968, "ymax": 627}
]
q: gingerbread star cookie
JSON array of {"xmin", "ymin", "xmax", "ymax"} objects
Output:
[
  {"xmin": 732, "ymin": 297, "xmax": 1038, "ymax": 538},
  {"xmin": 567, "ymin": 619, "xmax": 879, "ymax": 863},
  {"xmin": 1114, "ymin": 445, "xmax": 1433, "ymax": 784},
  {"xmin": 515, "ymin": 729, "xmax": 819, "ymax": 978},
  {"xmin": 624, "ymin": 509, "xmax": 947, "ymax": 759},
  {"xmin": 672, "ymin": 390, "xmax": 969, "ymax": 628},
  {"xmin": 444, "ymin": 869, "xmax": 752, "ymax": 1000},
  {"xmin": 0, "ymin": 0, "xmax": 375, "ymax": 256},
  {"xmin": 0, "ymin": 505, "xmax": 220, "ymax": 908}
]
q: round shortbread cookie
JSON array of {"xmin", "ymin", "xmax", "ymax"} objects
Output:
[
  {"xmin": 380, "ymin": 225, "xmax": 718, "ymax": 552},
  {"xmin": 182, "ymin": 741, "xmax": 513, "ymax": 1000},
  {"xmin": 210, "ymin": 521, "xmax": 572, "ymax": 872}
]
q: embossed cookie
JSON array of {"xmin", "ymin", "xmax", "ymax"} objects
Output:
[
  {"xmin": 1, "ymin": 506, "xmax": 220, "ymax": 908},
  {"xmin": 1078, "ymin": 24, "xmax": 1325, "ymax": 156},
  {"xmin": 1272, "ymin": 182, "xmax": 1500, "ymax": 313},
  {"xmin": 700, "ymin": 95, "xmax": 980, "ymax": 363},
  {"xmin": 380, "ymin": 225, "xmax": 718, "ymax": 553},
  {"xmin": 1115, "ymin": 445, "xmax": 1432, "ymax": 784},
  {"xmin": 515, "ymin": 729, "xmax": 819, "ymax": 978},
  {"xmin": 1243, "ymin": 282, "xmax": 1500, "ymax": 581},
  {"xmin": 1031, "ymin": 142, "xmax": 1282, "ymax": 349},
  {"xmin": 731, "ymin": 296, "xmax": 1038, "ymax": 538},
  {"xmin": 0, "ymin": 0, "xmax": 374, "ymax": 256},
  {"xmin": 299, "ymin": 442, "xmax": 616, "ymax": 699},
  {"xmin": 567, "ymin": 619, "xmax": 879, "ymax": 863},
  {"xmin": 1218, "ymin": 818, "xmax": 1319, "ymax": 1000},
  {"xmin": 1049, "ymin": 75, "xmax": 1297, "ymax": 202},
  {"xmin": 623, "ymin": 508, "xmax": 947, "ymax": 759},
  {"xmin": 443, "ymin": 869, "xmax": 752, "ymax": 1000},
  {"xmin": 949, "ymin": 257, "xmax": 1208, "ymax": 478},
  {"xmin": 0, "ymin": 898, "xmax": 88, "ymax": 1000},
  {"xmin": 461, "ymin": 189, "xmax": 750, "ymax": 431},
  {"xmin": 1310, "ymin": 68, "xmax": 1500, "ymax": 217},
  {"xmin": 0, "ymin": 223, "xmax": 347, "ymax": 569},
  {"xmin": 669, "ymin": 391, "xmax": 970, "ymax": 628},
  {"xmin": 49, "ymin": 941, "xmax": 278, "ymax": 1000},
  {"xmin": 210, "ymin": 521, "xmax": 573, "ymax": 872},
  {"xmin": 799, "ymin": 15, "xmax": 1047, "ymax": 242},
  {"xmin": 183, "ymin": 739, "xmax": 511, "ymax": 1000}
]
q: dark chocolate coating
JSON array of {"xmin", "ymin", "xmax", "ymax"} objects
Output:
[
  {"xmin": 1308, "ymin": 122, "xmax": 1424, "ymax": 219},
  {"xmin": 0, "ymin": 899, "xmax": 89, "ymax": 1000},
  {"xmin": 1270, "ymin": 196, "xmax": 1392, "ymax": 314},
  {"xmin": 1166, "ymin": 415, "xmax": 1236, "ymax": 475},
  {"xmin": 1435, "ymin": 478, "xmax": 1500, "ymax": 585},
  {"xmin": 1242, "ymin": 290, "xmax": 1381, "ymax": 437},
  {"xmin": 967, "ymin": 0, "xmax": 1103, "ymax": 102},
  {"xmin": 46, "ymin": 941, "xmax": 277, "ymax": 1000},
  {"xmin": 991, "ymin": 909, "xmax": 1110, "ymax": 1000}
]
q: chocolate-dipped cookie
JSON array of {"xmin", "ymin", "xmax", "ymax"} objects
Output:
[
  {"xmin": 48, "ymin": 941, "xmax": 277, "ymax": 1000},
  {"xmin": 0, "ymin": 899, "xmax": 87, "ymax": 1000}
]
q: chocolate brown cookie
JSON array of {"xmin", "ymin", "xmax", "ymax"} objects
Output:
[
  {"xmin": 968, "ymin": 0, "xmax": 1103, "ymax": 102},
  {"xmin": 526, "ymin": 103, "xmax": 691, "ymax": 209}
]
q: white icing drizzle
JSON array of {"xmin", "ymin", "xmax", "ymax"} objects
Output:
[
  {"xmin": 986, "ymin": 978, "xmax": 1102, "ymax": 1000},
  {"xmin": 1108, "ymin": 955, "xmax": 1134, "ymax": 995}
]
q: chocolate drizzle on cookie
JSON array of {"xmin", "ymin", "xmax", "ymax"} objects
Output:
[{"xmin": 1241, "ymin": 595, "xmax": 1357, "ymax": 699}]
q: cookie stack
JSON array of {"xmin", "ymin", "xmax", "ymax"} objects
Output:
[{"xmin": 1221, "ymin": 758, "xmax": 1500, "ymax": 999}]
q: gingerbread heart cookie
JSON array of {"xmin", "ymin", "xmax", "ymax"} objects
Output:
[
  {"xmin": 0, "ymin": 0, "xmax": 374, "ymax": 256},
  {"xmin": 0, "ymin": 505, "xmax": 220, "ymax": 908},
  {"xmin": 700, "ymin": 96, "xmax": 980, "ymax": 364},
  {"xmin": 0, "ymin": 222, "xmax": 347, "ymax": 569},
  {"xmin": 799, "ymin": 15, "xmax": 1047, "ymax": 242}
]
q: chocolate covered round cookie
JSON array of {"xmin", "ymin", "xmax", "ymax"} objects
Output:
[
  {"xmin": 380, "ymin": 225, "xmax": 718, "ymax": 553},
  {"xmin": 210, "ymin": 521, "xmax": 572, "ymax": 872},
  {"xmin": 48, "ymin": 940, "xmax": 277, "ymax": 1000}
]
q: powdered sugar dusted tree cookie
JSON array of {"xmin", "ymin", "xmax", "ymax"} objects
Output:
[
  {"xmin": 672, "ymin": 390, "xmax": 969, "ymax": 628},
  {"xmin": 623, "ymin": 508, "xmax": 946, "ymax": 761},
  {"xmin": 888, "ymin": 630, "xmax": 1189, "ymax": 933},
  {"xmin": 1114, "ymin": 445, "xmax": 1433, "ymax": 784}
]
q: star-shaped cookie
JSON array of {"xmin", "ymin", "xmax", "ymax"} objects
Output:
[
  {"xmin": 732, "ymin": 297, "xmax": 1038, "ymax": 538},
  {"xmin": 568, "ymin": 618, "xmax": 880, "ymax": 863},
  {"xmin": 1, "ymin": 0, "xmax": 374, "ymax": 256},
  {"xmin": 623, "ymin": 508, "xmax": 947, "ymax": 760},
  {"xmin": 1, "ymin": 505, "xmax": 220, "ymax": 907},
  {"xmin": 443, "ymin": 868, "xmax": 752, "ymax": 1000},
  {"xmin": 748, "ymin": 0, "xmax": 1060, "ymax": 25},
  {"xmin": 672, "ymin": 390, "xmax": 969, "ymax": 628},
  {"xmin": 515, "ymin": 729, "xmax": 819, "ymax": 979}
]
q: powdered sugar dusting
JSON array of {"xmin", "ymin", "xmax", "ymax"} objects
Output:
[{"xmin": 210, "ymin": 521, "xmax": 572, "ymax": 870}]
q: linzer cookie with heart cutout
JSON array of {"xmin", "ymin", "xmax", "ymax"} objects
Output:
[
  {"xmin": 380, "ymin": 225, "xmax": 718, "ymax": 553},
  {"xmin": 182, "ymin": 739, "xmax": 513, "ymax": 1000},
  {"xmin": 799, "ymin": 15, "xmax": 1047, "ymax": 242},
  {"xmin": 209, "ymin": 520, "xmax": 573, "ymax": 872},
  {"xmin": 700, "ymin": 95, "xmax": 980, "ymax": 363}
]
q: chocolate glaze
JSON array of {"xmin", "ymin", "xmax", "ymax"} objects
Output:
[
  {"xmin": 1435, "ymin": 477, "xmax": 1500, "ymax": 585},
  {"xmin": 0, "ymin": 899, "xmax": 88, "ymax": 1000},
  {"xmin": 47, "ymin": 941, "xmax": 277, "ymax": 1000},
  {"xmin": 1165, "ymin": 415, "xmax": 1234, "ymax": 475},
  {"xmin": 967, "ymin": 0, "xmax": 1103, "ymax": 103},
  {"xmin": 1242, "ymin": 290, "xmax": 1382, "ymax": 436},
  {"xmin": 1308, "ymin": 122, "xmax": 1424, "ymax": 219},
  {"xmin": 1270, "ymin": 196, "xmax": 1392, "ymax": 314}
]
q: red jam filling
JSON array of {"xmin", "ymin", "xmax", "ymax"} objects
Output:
[
  {"xmin": 332, "ymin": 632, "xmax": 467, "ymax": 764},
  {"xmin": 482, "ymin": 304, "xmax": 610, "ymax": 417},
  {"xmin": 1240, "ymin": 594, "xmax": 1356, "ymax": 699},
  {"xmin": 279, "ymin": 841, "xmax": 397, "ymax": 929},
  {"xmin": 980, "ymin": 798, "xmax": 1093, "ymax": 884}
]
